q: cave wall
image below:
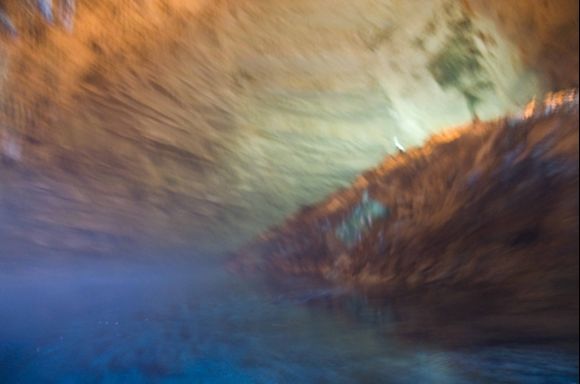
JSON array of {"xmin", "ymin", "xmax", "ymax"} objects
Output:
[
  {"xmin": 235, "ymin": 91, "xmax": 579, "ymax": 341},
  {"xmin": 465, "ymin": 0, "xmax": 579, "ymax": 90},
  {"xmin": 0, "ymin": 0, "xmax": 578, "ymax": 255}
]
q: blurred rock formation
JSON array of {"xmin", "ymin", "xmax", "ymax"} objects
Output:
[
  {"xmin": 0, "ymin": 0, "xmax": 578, "ymax": 255},
  {"xmin": 235, "ymin": 90, "xmax": 579, "ymax": 342}
]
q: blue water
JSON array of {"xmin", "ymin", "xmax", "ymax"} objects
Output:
[{"xmin": 0, "ymin": 259, "xmax": 577, "ymax": 383}]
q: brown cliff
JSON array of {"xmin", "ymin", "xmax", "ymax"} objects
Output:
[{"xmin": 235, "ymin": 91, "xmax": 579, "ymax": 343}]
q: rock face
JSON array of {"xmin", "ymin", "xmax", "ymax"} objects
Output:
[
  {"xmin": 0, "ymin": 0, "xmax": 578, "ymax": 255},
  {"xmin": 235, "ymin": 91, "xmax": 579, "ymax": 341}
]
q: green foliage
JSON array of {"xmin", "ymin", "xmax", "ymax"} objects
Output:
[
  {"xmin": 429, "ymin": 19, "xmax": 479, "ymax": 89},
  {"xmin": 428, "ymin": 17, "xmax": 493, "ymax": 116}
]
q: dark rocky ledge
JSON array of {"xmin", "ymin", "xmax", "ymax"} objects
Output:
[{"xmin": 234, "ymin": 90, "xmax": 579, "ymax": 345}]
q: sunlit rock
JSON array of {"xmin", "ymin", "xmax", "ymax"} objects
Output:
[
  {"xmin": 0, "ymin": 0, "xmax": 577, "ymax": 254},
  {"xmin": 235, "ymin": 90, "xmax": 579, "ymax": 339}
]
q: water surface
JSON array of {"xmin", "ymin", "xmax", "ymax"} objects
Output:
[{"xmin": 0, "ymin": 257, "xmax": 577, "ymax": 383}]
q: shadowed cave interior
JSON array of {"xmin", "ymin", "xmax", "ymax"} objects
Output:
[{"xmin": 0, "ymin": 1, "xmax": 578, "ymax": 383}]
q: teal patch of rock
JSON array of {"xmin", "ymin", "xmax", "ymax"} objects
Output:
[{"xmin": 335, "ymin": 191, "xmax": 388, "ymax": 247}]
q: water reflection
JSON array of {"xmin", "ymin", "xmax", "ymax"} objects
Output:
[{"xmin": 0, "ymin": 258, "xmax": 577, "ymax": 383}]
